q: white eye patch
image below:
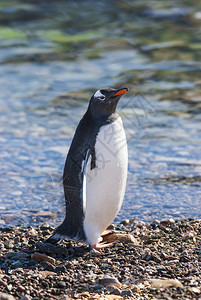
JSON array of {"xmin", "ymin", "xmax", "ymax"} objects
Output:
[{"xmin": 94, "ymin": 90, "xmax": 105, "ymax": 100}]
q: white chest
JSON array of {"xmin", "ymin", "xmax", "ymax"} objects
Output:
[{"xmin": 83, "ymin": 117, "xmax": 128, "ymax": 245}]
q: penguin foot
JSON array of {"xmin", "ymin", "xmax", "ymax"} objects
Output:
[{"xmin": 93, "ymin": 242, "xmax": 114, "ymax": 249}]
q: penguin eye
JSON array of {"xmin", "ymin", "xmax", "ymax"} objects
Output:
[
  {"xmin": 94, "ymin": 90, "xmax": 105, "ymax": 100},
  {"xmin": 99, "ymin": 96, "xmax": 105, "ymax": 100}
]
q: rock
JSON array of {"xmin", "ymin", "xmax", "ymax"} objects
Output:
[
  {"xmin": 121, "ymin": 290, "xmax": 133, "ymax": 297},
  {"xmin": 0, "ymin": 279, "xmax": 7, "ymax": 287},
  {"xmin": 135, "ymin": 220, "xmax": 145, "ymax": 228},
  {"xmin": 0, "ymin": 292, "xmax": 16, "ymax": 300},
  {"xmin": 120, "ymin": 219, "xmax": 130, "ymax": 225},
  {"xmin": 113, "ymin": 288, "xmax": 121, "ymax": 295},
  {"xmin": 55, "ymin": 266, "xmax": 67, "ymax": 273},
  {"xmin": 165, "ymin": 259, "xmax": 179, "ymax": 266},
  {"xmin": 149, "ymin": 279, "xmax": 183, "ymax": 289},
  {"xmin": 26, "ymin": 227, "xmax": 37, "ymax": 237},
  {"xmin": 105, "ymin": 296, "xmax": 122, "ymax": 300},
  {"xmin": 37, "ymin": 242, "xmax": 68, "ymax": 256},
  {"xmin": 150, "ymin": 220, "xmax": 160, "ymax": 229},
  {"xmin": 188, "ymin": 287, "xmax": 200, "ymax": 294},
  {"xmin": 106, "ymin": 285, "xmax": 121, "ymax": 295},
  {"xmin": 40, "ymin": 261, "xmax": 55, "ymax": 271},
  {"xmin": 6, "ymin": 252, "xmax": 29, "ymax": 260},
  {"xmin": 106, "ymin": 285, "xmax": 115, "ymax": 292},
  {"xmin": 57, "ymin": 296, "xmax": 71, "ymax": 300},
  {"xmin": 93, "ymin": 284, "xmax": 105, "ymax": 291},
  {"xmin": 168, "ymin": 218, "xmax": 175, "ymax": 228},
  {"xmin": 182, "ymin": 231, "xmax": 196, "ymax": 240},
  {"xmin": 20, "ymin": 295, "xmax": 32, "ymax": 300},
  {"xmin": 99, "ymin": 276, "xmax": 121, "ymax": 288},
  {"xmin": 150, "ymin": 254, "xmax": 161, "ymax": 263},
  {"xmin": 106, "ymin": 224, "xmax": 115, "ymax": 230},
  {"xmin": 33, "ymin": 212, "xmax": 56, "ymax": 218},
  {"xmin": 31, "ymin": 252, "xmax": 56, "ymax": 265},
  {"xmin": 7, "ymin": 285, "xmax": 12, "ymax": 292},
  {"xmin": 11, "ymin": 260, "xmax": 24, "ymax": 269},
  {"xmin": 38, "ymin": 271, "xmax": 56, "ymax": 277},
  {"xmin": 4, "ymin": 240, "xmax": 14, "ymax": 249},
  {"xmin": 57, "ymin": 281, "xmax": 66, "ymax": 288},
  {"xmin": 17, "ymin": 285, "xmax": 25, "ymax": 293},
  {"xmin": 89, "ymin": 248, "xmax": 101, "ymax": 257},
  {"xmin": 101, "ymin": 231, "xmax": 139, "ymax": 245},
  {"xmin": 26, "ymin": 260, "xmax": 38, "ymax": 268}
]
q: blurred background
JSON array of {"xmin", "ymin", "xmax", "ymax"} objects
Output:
[{"xmin": 0, "ymin": 0, "xmax": 201, "ymax": 227}]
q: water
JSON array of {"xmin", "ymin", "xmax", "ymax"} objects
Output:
[{"xmin": 0, "ymin": 0, "xmax": 201, "ymax": 227}]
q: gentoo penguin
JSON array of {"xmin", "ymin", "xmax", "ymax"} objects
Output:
[{"xmin": 46, "ymin": 87, "xmax": 128, "ymax": 249}]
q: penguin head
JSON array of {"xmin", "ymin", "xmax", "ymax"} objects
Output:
[{"xmin": 88, "ymin": 87, "xmax": 128, "ymax": 118}]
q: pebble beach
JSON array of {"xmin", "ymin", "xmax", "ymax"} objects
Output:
[{"xmin": 0, "ymin": 218, "xmax": 200, "ymax": 299}]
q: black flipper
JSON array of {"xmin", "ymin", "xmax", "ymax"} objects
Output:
[{"xmin": 45, "ymin": 143, "xmax": 91, "ymax": 244}]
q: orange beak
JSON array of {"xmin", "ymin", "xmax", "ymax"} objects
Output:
[{"xmin": 112, "ymin": 88, "xmax": 128, "ymax": 97}]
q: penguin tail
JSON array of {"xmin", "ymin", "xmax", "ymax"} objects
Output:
[
  {"xmin": 45, "ymin": 233, "xmax": 63, "ymax": 245},
  {"xmin": 44, "ymin": 218, "xmax": 86, "ymax": 244},
  {"xmin": 44, "ymin": 222, "xmax": 67, "ymax": 244}
]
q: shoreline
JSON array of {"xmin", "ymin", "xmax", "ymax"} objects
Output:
[{"xmin": 0, "ymin": 218, "xmax": 200, "ymax": 299}]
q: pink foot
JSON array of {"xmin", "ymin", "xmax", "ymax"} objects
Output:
[{"xmin": 93, "ymin": 242, "xmax": 114, "ymax": 249}]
